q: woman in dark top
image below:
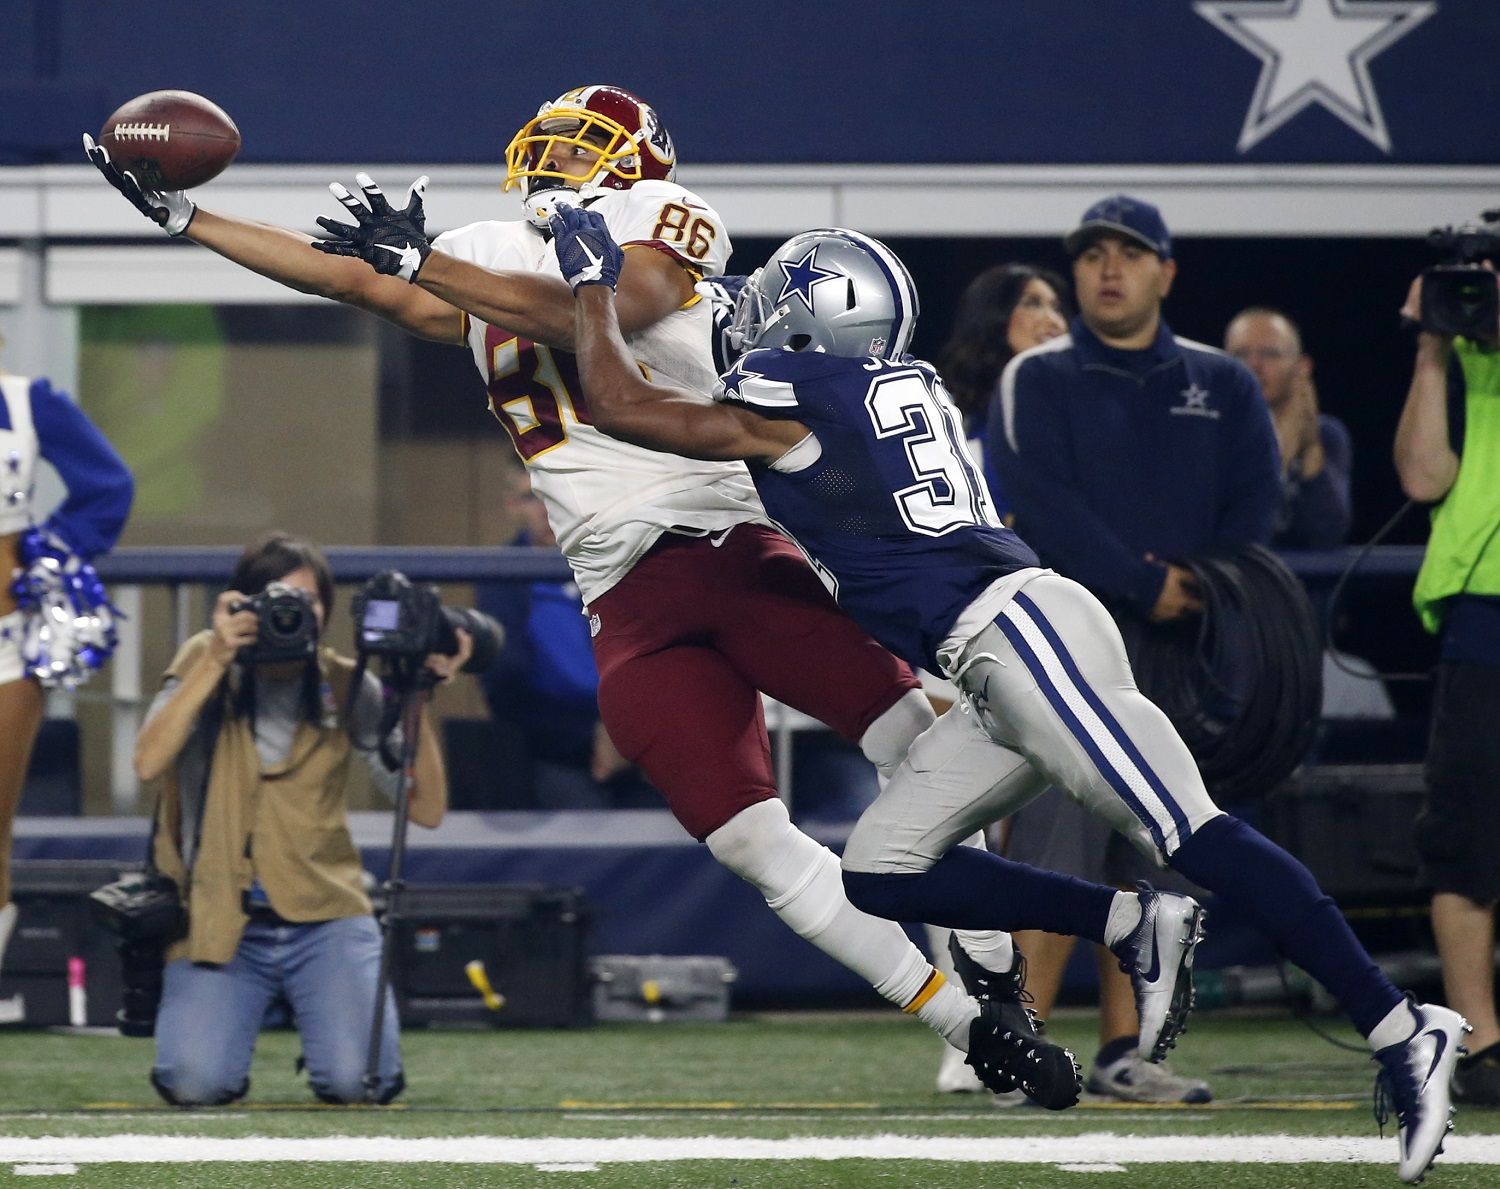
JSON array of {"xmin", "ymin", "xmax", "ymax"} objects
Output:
[{"xmin": 936, "ymin": 264, "xmax": 1070, "ymax": 520}]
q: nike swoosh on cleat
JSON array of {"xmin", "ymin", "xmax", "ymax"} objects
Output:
[
  {"xmin": 1143, "ymin": 929, "xmax": 1161, "ymax": 983},
  {"xmin": 1424, "ymin": 1029, "xmax": 1448, "ymax": 1086}
]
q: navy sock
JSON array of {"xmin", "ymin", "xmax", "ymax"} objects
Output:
[
  {"xmin": 1168, "ymin": 814, "xmax": 1402, "ymax": 1036},
  {"xmin": 842, "ymin": 846, "xmax": 1116, "ymax": 938},
  {"xmin": 1094, "ymin": 1035, "xmax": 1138, "ymax": 1066}
]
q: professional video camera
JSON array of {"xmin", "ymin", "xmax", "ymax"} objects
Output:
[
  {"xmin": 350, "ymin": 570, "xmax": 502, "ymax": 676},
  {"xmin": 231, "ymin": 581, "xmax": 318, "ymax": 663},
  {"xmin": 347, "ymin": 570, "xmax": 504, "ymax": 1100},
  {"xmin": 1420, "ymin": 209, "xmax": 1500, "ymax": 340}
]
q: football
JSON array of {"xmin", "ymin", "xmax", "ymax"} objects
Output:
[{"xmin": 99, "ymin": 90, "xmax": 240, "ymax": 191}]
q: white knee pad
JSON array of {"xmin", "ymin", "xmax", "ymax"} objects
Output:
[
  {"xmin": 706, "ymin": 799, "xmax": 842, "ymax": 937},
  {"xmin": 706, "ymin": 799, "xmax": 934, "ymax": 1005},
  {"xmin": 859, "ymin": 689, "xmax": 937, "ymax": 784}
]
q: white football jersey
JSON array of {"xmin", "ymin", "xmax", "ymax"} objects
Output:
[{"xmin": 435, "ymin": 182, "xmax": 766, "ymax": 601}]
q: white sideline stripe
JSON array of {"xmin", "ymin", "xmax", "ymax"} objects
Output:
[{"xmin": 0, "ymin": 1135, "xmax": 1497, "ymax": 1165}]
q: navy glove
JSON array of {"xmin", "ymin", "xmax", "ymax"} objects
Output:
[
  {"xmin": 314, "ymin": 172, "xmax": 431, "ymax": 281},
  {"xmin": 548, "ymin": 205, "xmax": 623, "ymax": 292},
  {"xmin": 700, "ymin": 275, "xmax": 749, "ymax": 371},
  {"xmin": 701, "ymin": 274, "xmax": 748, "ymax": 306}
]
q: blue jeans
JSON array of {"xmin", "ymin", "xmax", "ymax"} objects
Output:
[{"xmin": 152, "ymin": 914, "xmax": 402, "ymax": 1105}]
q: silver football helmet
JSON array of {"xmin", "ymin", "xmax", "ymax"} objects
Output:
[{"xmin": 729, "ymin": 228, "xmax": 919, "ymax": 361}]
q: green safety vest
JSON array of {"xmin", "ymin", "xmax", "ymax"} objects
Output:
[{"xmin": 1413, "ymin": 338, "xmax": 1500, "ymax": 634}]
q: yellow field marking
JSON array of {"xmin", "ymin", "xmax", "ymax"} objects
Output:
[
  {"xmin": 555, "ymin": 1098, "xmax": 1354, "ymax": 1113},
  {"xmin": 557, "ymin": 1100, "xmax": 883, "ymax": 1111}
]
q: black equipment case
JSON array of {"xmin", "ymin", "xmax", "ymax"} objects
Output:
[
  {"xmin": 1261, "ymin": 764, "xmax": 1426, "ymax": 902},
  {"xmin": 0, "ymin": 860, "xmax": 134, "ymax": 1027},
  {"xmin": 388, "ymin": 884, "xmax": 592, "ymax": 1028}
]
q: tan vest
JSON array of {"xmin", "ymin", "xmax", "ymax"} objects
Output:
[{"xmin": 152, "ymin": 631, "xmax": 371, "ymax": 965}]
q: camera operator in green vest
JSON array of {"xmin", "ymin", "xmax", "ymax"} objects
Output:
[
  {"xmin": 1395, "ymin": 252, "xmax": 1500, "ymax": 1107},
  {"xmin": 134, "ymin": 532, "xmax": 467, "ymax": 1106}
]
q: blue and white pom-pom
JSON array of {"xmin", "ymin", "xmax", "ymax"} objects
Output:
[{"xmin": 7, "ymin": 528, "xmax": 121, "ymax": 689}]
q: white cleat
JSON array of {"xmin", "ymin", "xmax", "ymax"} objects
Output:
[
  {"xmin": 1110, "ymin": 884, "xmax": 1206, "ymax": 1063},
  {"xmin": 1087, "ymin": 1048, "xmax": 1213, "ymax": 1104},
  {"xmin": 935, "ymin": 1040, "xmax": 987, "ymax": 1093},
  {"xmin": 1373, "ymin": 1002, "xmax": 1468, "ymax": 1184}
]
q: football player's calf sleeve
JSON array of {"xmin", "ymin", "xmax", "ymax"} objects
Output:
[
  {"xmin": 859, "ymin": 689, "xmax": 937, "ymax": 785},
  {"xmin": 706, "ymin": 800, "xmax": 962, "ymax": 1024},
  {"xmin": 928, "ymin": 834, "xmax": 1017, "ymax": 978},
  {"xmin": 843, "ymin": 845, "xmax": 1117, "ymax": 937},
  {"xmin": 1168, "ymin": 814, "xmax": 1403, "ymax": 1037}
]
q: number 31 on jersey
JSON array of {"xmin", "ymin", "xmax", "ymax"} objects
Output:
[{"xmin": 865, "ymin": 369, "xmax": 998, "ymax": 537}]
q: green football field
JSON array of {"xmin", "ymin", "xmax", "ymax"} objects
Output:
[{"xmin": 1, "ymin": 1009, "xmax": 1496, "ymax": 1186}]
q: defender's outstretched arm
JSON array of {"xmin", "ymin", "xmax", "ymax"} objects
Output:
[
  {"xmin": 574, "ymin": 287, "xmax": 803, "ymax": 463},
  {"xmin": 555, "ymin": 206, "xmax": 808, "ymax": 464}
]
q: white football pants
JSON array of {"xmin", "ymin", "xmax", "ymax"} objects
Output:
[{"xmin": 844, "ymin": 572, "xmax": 1223, "ymax": 875}]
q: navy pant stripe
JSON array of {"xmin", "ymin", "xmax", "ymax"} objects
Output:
[
  {"xmin": 993, "ymin": 611, "xmax": 1168, "ymax": 852},
  {"xmin": 1012, "ymin": 591, "xmax": 1193, "ymax": 843}
]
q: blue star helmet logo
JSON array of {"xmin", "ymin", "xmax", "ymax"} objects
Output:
[{"xmin": 776, "ymin": 245, "xmax": 842, "ymax": 313}]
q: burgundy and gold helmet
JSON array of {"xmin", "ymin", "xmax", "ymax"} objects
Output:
[{"xmin": 504, "ymin": 85, "xmax": 676, "ymax": 205}]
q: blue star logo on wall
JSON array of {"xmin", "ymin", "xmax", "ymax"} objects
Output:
[
  {"xmin": 775, "ymin": 246, "xmax": 841, "ymax": 313},
  {"xmin": 1195, "ymin": 0, "xmax": 1435, "ymax": 153}
]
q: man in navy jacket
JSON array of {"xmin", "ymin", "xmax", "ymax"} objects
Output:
[
  {"xmin": 989, "ymin": 195, "xmax": 1280, "ymax": 624},
  {"xmin": 982, "ymin": 195, "xmax": 1280, "ymax": 1103}
]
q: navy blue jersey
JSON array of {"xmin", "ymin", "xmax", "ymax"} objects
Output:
[{"xmin": 717, "ymin": 348, "xmax": 1038, "ymax": 672}]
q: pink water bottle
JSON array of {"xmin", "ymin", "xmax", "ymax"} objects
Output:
[{"xmin": 67, "ymin": 956, "xmax": 87, "ymax": 1027}]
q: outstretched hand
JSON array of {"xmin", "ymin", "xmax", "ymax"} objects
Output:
[
  {"xmin": 82, "ymin": 134, "xmax": 197, "ymax": 236},
  {"xmin": 314, "ymin": 172, "xmax": 432, "ymax": 281},
  {"xmin": 548, "ymin": 205, "xmax": 623, "ymax": 292}
]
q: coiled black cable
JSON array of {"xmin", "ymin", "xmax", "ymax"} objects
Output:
[{"xmin": 1112, "ymin": 544, "xmax": 1324, "ymax": 805}]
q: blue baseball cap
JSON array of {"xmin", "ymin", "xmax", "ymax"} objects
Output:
[{"xmin": 1064, "ymin": 194, "xmax": 1172, "ymax": 260}]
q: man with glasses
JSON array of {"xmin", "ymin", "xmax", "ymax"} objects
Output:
[{"xmin": 1225, "ymin": 308, "xmax": 1353, "ymax": 548}]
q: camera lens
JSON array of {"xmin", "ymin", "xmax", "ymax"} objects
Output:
[
  {"xmin": 266, "ymin": 601, "xmax": 306, "ymax": 639},
  {"xmin": 116, "ymin": 941, "xmax": 167, "ymax": 1038}
]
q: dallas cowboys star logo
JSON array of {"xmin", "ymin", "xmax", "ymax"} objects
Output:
[
  {"xmin": 1171, "ymin": 383, "xmax": 1221, "ymax": 418},
  {"xmin": 1195, "ymin": 0, "xmax": 1435, "ymax": 153},
  {"xmin": 776, "ymin": 246, "xmax": 841, "ymax": 313},
  {"xmin": 720, "ymin": 359, "xmax": 768, "ymax": 400}
]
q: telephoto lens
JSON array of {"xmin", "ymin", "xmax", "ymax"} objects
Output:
[
  {"xmin": 115, "ymin": 940, "xmax": 168, "ymax": 1038},
  {"xmin": 437, "ymin": 606, "xmax": 505, "ymax": 673}
]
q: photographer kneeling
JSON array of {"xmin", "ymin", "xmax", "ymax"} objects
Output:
[{"xmin": 133, "ymin": 532, "xmax": 466, "ymax": 1106}]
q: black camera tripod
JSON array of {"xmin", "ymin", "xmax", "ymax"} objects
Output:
[{"xmin": 362, "ymin": 663, "xmax": 438, "ymax": 1104}]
